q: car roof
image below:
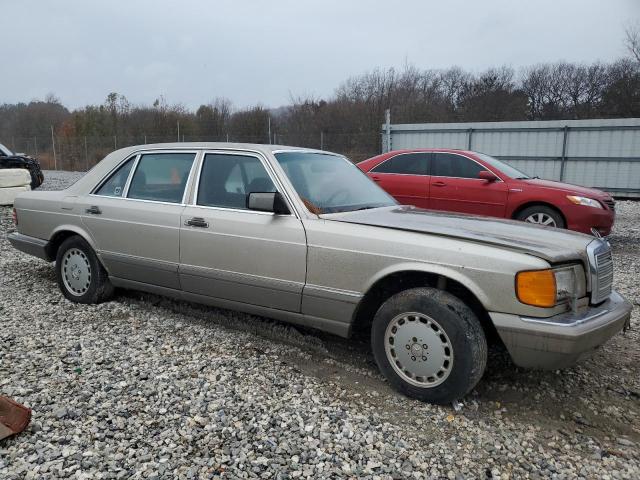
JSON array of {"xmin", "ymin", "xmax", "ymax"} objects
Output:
[
  {"xmin": 0, "ymin": 143, "xmax": 12, "ymax": 156},
  {"xmin": 384, "ymin": 148, "xmax": 477, "ymax": 156},
  {"xmin": 116, "ymin": 142, "xmax": 331, "ymax": 156}
]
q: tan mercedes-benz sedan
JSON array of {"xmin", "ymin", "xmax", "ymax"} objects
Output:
[{"xmin": 8, "ymin": 143, "xmax": 632, "ymax": 404}]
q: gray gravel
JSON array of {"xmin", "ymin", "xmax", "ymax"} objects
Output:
[{"xmin": 0, "ymin": 171, "xmax": 638, "ymax": 479}]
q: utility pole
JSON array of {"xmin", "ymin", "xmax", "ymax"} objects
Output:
[
  {"xmin": 84, "ymin": 136, "xmax": 89, "ymax": 171},
  {"xmin": 51, "ymin": 126, "xmax": 57, "ymax": 170},
  {"xmin": 320, "ymin": 131, "xmax": 324, "ymax": 150},
  {"xmin": 268, "ymin": 117, "xmax": 272, "ymax": 144},
  {"xmin": 177, "ymin": 121, "xmax": 180, "ymax": 142}
]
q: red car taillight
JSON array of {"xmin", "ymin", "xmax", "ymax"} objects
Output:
[{"xmin": 12, "ymin": 208, "xmax": 18, "ymax": 226}]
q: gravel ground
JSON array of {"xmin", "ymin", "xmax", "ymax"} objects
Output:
[{"xmin": 0, "ymin": 171, "xmax": 638, "ymax": 479}]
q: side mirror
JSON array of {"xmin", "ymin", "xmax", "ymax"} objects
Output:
[
  {"xmin": 247, "ymin": 192, "xmax": 290, "ymax": 215},
  {"xmin": 478, "ymin": 170, "xmax": 498, "ymax": 182}
]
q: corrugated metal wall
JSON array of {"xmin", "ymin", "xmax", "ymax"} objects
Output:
[{"xmin": 382, "ymin": 118, "xmax": 640, "ymax": 197}]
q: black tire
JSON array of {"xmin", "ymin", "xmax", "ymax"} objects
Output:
[
  {"xmin": 515, "ymin": 205, "xmax": 565, "ymax": 229},
  {"xmin": 55, "ymin": 235, "xmax": 114, "ymax": 304},
  {"xmin": 371, "ymin": 287, "xmax": 487, "ymax": 404}
]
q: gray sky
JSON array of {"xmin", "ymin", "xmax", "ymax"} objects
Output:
[{"xmin": 2, "ymin": 0, "xmax": 638, "ymax": 110}]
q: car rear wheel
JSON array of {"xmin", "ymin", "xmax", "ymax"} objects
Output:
[
  {"xmin": 516, "ymin": 205, "xmax": 565, "ymax": 228},
  {"xmin": 371, "ymin": 287, "xmax": 487, "ymax": 404},
  {"xmin": 55, "ymin": 236, "xmax": 114, "ymax": 304}
]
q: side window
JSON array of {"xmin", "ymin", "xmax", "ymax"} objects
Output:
[
  {"xmin": 371, "ymin": 153, "xmax": 429, "ymax": 175},
  {"xmin": 94, "ymin": 157, "xmax": 135, "ymax": 197},
  {"xmin": 197, "ymin": 154, "xmax": 276, "ymax": 210},
  {"xmin": 432, "ymin": 153, "xmax": 486, "ymax": 179},
  {"xmin": 127, "ymin": 153, "xmax": 195, "ymax": 203}
]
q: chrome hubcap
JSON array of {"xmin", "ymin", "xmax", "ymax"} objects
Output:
[
  {"xmin": 384, "ymin": 312, "xmax": 454, "ymax": 388},
  {"xmin": 525, "ymin": 212, "xmax": 557, "ymax": 227},
  {"xmin": 62, "ymin": 248, "xmax": 91, "ymax": 296}
]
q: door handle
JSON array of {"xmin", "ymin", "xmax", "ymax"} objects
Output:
[
  {"xmin": 371, "ymin": 176, "xmax": 381, "ymax": 182},
  {"xmin": 185, "ymin": 217, "xmax": 209, "ymax": 228},
  {"xmin": 432, "ymin": 181, "xmax": 447, "ymax": 187},
  {"xmin": 85, "ymin": 206, "xmax": 102, "ymax": 215}
]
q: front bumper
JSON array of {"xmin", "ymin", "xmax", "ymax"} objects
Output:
[
  {"xmin": 7, "ymin": 232, "xmax": 52, "ymax": 261},
  {"xmin": 490, "ymin": 291, "xmax": 632, "ymax": 369},
  {"xmin": 563, "ymin": 204, "xmax": 615, "ymax": 236}
]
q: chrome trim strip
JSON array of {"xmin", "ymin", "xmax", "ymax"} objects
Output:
[
  {"xmin": 87, "ymin": 194, "xmax": 187, "ymax": 207},
  {"xmin": 304, "ymin": 284, "xmax": 362, "ymax": 301},
  {"xmin": 179, "ymin": 263, "xmax": 304, "ymax": 293},
  {"xmin": 122, "ymin": 154, "xmax": 141, "ymax": 197},
  {"xmin": 372, "ymin": 151, "xmax": 505, "ymax": 182},
  {"xmin": 100, "ymin": 250, "xmax": 179, "ymax": 271}
]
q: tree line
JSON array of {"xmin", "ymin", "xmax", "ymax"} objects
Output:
[{"xmin": 1, "ymin": 56, "xmax": 639, "ymax": 167}]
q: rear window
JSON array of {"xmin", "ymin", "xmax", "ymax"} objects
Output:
[
  {"xmin": 127, "ymin": 153, "xmax": 195, "ymax": 203},
  {"xmin": 94, "ymin": 157, "xmax": 135, "ymax": 197},
  {"xmin": 432, "ymin": 153, "xmax": 486, "ymax": 179},
  {"xmin": 371, "ymin": 153, "xmax": 429, "ymax": 175}
]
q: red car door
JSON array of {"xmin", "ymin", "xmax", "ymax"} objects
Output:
[
  {"xmin": 430, "ymin": 152, "xmax": 508, "ymax": 217},
  {"xmin": 367, "ymin": 152, "xmax": 430, "ymax": 208}
]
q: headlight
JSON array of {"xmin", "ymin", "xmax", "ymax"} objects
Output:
[
  {"xmin": 516, "ymin": 266, "xmax": 583, "ymax": 308},
  {"xmin": 567, "ymin": 195, "xmax": 603, "ymax": 208}
]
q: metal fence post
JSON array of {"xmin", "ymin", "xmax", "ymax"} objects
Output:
[
  {"xmin": 51, "ymin": 126, "xmax": 57, "ymax": 170},
  {"xmin": 84, "ymin": 136, "xmax": 89, "ymax": 171},
  {"xmin": 559, "ymin": 126, "xmax": 569, "ymax": 181},
  {"xmin": 384, "ymin": 109, "xmax": 391, "ymax": 153}
]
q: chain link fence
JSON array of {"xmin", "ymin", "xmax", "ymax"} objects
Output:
[{"xmin": 8, "ymin": 132, "xmax": 380, "ymax": 172}]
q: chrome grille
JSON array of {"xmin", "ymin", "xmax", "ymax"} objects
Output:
[
  {"xmin": 589, "ymin": 242, "xmax": 613, "ymax": 304},
  {"xmin": 603, "ymin": 199, "xmax": 615, "ymax": 211}
]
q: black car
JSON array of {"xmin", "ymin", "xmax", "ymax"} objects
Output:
[{"xmin": 0, "ymin": 143, "xmax": 44, "ymax": 189}]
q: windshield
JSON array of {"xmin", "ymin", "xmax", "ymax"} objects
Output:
[
  {"xmin": 474, "ymin": 152, "xmax": 530, "ymax": 179},
  {"xmin": 274, "ymin": 152, "xmax": 396, "ymax": 214},
  {"xmin": 0, "ymin": 143, "xmax": 13, "ymax": 156}
]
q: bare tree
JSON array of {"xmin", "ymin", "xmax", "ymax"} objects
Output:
[{"xmin": 625, "ymin": 23, "xmax": 640, "ymax": 63}]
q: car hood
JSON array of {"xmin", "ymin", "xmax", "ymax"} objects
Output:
[
  {"xmin": 323, "ymin": 205, "xmax": 594, "ymax": 263},
  {"xmin": 517, "ymin": 178, "xmax": 611, "ymax": 198}
]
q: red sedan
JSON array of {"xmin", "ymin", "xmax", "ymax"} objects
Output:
[{"xmin": 358, "ymin": 149, "xmax": 615, "ymax": 236}]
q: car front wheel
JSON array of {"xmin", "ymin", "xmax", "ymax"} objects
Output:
[
  {"xmin": 55, "ymin": 235, "xmax": 114, "ymax": 304},
  {"xmin": 516, "ymin": 205, "xmax": 565, "ymax": 229},
  {"xmin": 371, "ymin": 287, "xmax": 487, "ymax": 404}
]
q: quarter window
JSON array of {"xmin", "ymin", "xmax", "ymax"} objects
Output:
[
  {"xmin": 197, "ymin": 154, "xmax": 276, "ymax": 210},
  {"xmin": 432, "ymin": 153, "xmax": 486, "ymax": 179},
  {"xmin": 371, "ymin": 153, "xmax": 429, "ymax": 175},
  {"xmin": 94, "ymin": 157, "xmax": 135, "ymax": 197},
  {"xmin": 127, "ymin": 153, "xmax": 195, "ymax": 203}
]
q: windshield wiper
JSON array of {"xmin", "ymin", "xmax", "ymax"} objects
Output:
[{"xmin": 354, "ymin": 206, "xmax": 376, "ymax": 211}]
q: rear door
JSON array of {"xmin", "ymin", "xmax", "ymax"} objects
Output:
[
  {"xmin": 367, "ymin": 153, "xmax": 430, "ymax": 208},
  {"xmin": 80, "ymin": 150, "xmax": 197, "ymax": 289},
  {"xmin": 179, "ymin": 151, "xmax": 307, "ymax": 312},
  {"xmin": 429, "ymin": 152, "xmax": 508, "ymax": 217}
]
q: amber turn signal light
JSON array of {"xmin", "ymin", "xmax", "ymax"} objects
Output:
[{"xmin": 516, "ymin": 269, "xmax": 556, "ymax": 308}]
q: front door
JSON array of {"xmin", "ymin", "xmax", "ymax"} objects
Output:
[
  {"xmin": 80, "ymin": 151, "xmax": 197, "ymax": 289},
  {"xmin": 367, "ymin": 152, "xmax": 430, "ymax": 208},
  {"xmin": 429, "ymin": 152, "xmax": 508, "ymax": 217},
  {"xmin": 179, "ymin": 151, "xmax": 307, "ymax": 312}
]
